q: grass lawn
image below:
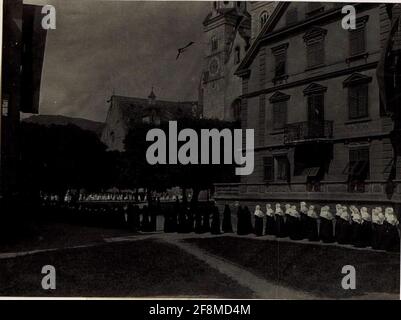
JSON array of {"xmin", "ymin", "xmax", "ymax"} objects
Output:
[
  {"xmin": 184, "ymin": 237, "xmax": 400, "ymax": 299},
  {"xmin": 0, "ymin": 222, "xmax": 134, "ymax": 254},
  {"xmin": 0, "ymin": 239, "xmax": 252, "ymax": 298}
]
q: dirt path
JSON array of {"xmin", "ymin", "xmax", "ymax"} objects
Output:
[{"xmin": 161, "ymin": 237, "xmax": 317, "ymax": 299}]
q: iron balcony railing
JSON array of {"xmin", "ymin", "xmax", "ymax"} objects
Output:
[{"xmin": 284, "ymin": 120, "xmax": 333, "ymax": 144}]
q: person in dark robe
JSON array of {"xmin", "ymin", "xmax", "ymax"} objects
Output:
[
  {"xmin": 372, "ymin": 207, "xmax": 385, "ymax": 250},
  {"xmin": 170, "ymin": 202, "xmax": 178, "ymax": 232},
  {"xmin": 210, "ymin": 204, "xmax": 221, "ymax": 235},
  {"xmin": 265, "ymin": 204, "xmax": 276, "ymax": 236},
  {"xmin": 123, "ymin": 205, "xmax": 129, "ymax": 230},
  {"xmin": 177, "ymin": 201, "xmax": 187, "ymax": 234},
  {"xmin": 202, "ymin": 206, "xmax": 211, "ymax": 233},
  {"xmin": 319, "ymin": 206, "xmax": 335, "ymax": 243},
  {"xmin": 149, "ymin": 202, "xmax": 157, "ymax": 232},
  {"xmin": 382, "ymin": 207, "xmax": 400, "ymax": 252},
  {"xmin": 243, "ymin": 206, "xmax": 253, "ymax": 235},
  {"xmin": 275, "ymin": 203, "xmax": 287, "ymax": 238},
  {"xmin": 163, "ymin": 205, "xmax": 171, "ymax": 233},
  {"xmin": 133, "ymin": 205, "xmax": 141, "ymax": 232},
  {"xmin": 350, "ymin": 206, "xmax": 364, "ymax": 247},
  {"xmin": 360, "ymin": 207, "xmax": 372, "ymax": 247},
  {"xmin": 185, "ymin": 204, "xmax": 193, "ymax": 233},
  {"xmin": 236, "ymin": 205, "xmax": 245, "ymax": 235},
  {"xmin": 299, "ymin": 202, "xmax": 308, "ymax": 239},
  {"xmin": 336, "ymin": 206, "xmax": 352, "ymax": 245},
  {"xmin": 117, "ymin": 206, "xmax": 126, "ymax": 229},
  {"xmin": 141, "ymin": 205, "xmax": 151, "ymax": 232},
  {"xmin": 306, "ymin": 205, "xmax": 319, "ymax": 241},
  {"xmin": 187, "ymin": 201, "xmax": 195, "ymax": 233},
  {"xmin": 284, "ymin": 204, "xmax": 293, "ymax": 238},
  {"xmin": 254, "ymin": 205, "xmax": 264, "ymax": 236},
  {"xmin": 222, "ymin": 204, "xmax": 233, "ymax": 233},
  {"xmin": 334, "ymin": 204, "xmax": 343, "ymax": 241},
  {"xmin": 289, "ymin": 205, "xmax": 303, "ymax": 240},
  {"xmin": 194, "ymin": 206, "xmax": 203, "ymax": 234}
]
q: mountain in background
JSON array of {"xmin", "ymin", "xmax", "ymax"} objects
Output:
[{"xmin": 22, "ymin": 115, "xmax": 105, "ymax": 137}]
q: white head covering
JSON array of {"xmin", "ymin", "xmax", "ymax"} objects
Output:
[
  {"xmin": 285, "ymin": 204, "xmax": 291, "ymax": 215},
  {"xmin": 307, "ymin": 205, "xmax": 318, "ymax": 218},
  {"xmin": 300, "ymin": 202, "xmax": 308, "ymax": 214},
  {"xmin": 266, "ymin": 204, "xmax": 274, "ymax": 217},
  {"xmin": 349, "ymin": 205, "xmax": 360, "ymax": 218},
  {"xmin": 254, "ymin": 205, "xmax": 265, "ymax": 218},
  {"xmin": 275, "ymin": 203, "xmax": 284, "ymax": 216},
  {"xmin": 335, "ymin": 204, "xmax": 343, "ymax": 216},
  {"xmin": 320, "ymin": 206, "xmax": 334, "ymax": 220},
  {"xmin": 351, "ymin": 207, "xmax": 363, "ymax": 224},
  {"xmin": 372, "ymin": 207, "xmax": 384, "ymax": 225},
  {"xmin": 385, "ymin": 207, "xmax": 399, "ymax": 226},
  {"xmin": 290, "ymin": 205, "xmax": 300, "ymax": 218},
  {"xmin": 360, "ymin": 207, "xmax": 371, "ymax": 222},
  {"xmin": 340, "ymin": 206, "xmax": 350, "ymax": 221}
]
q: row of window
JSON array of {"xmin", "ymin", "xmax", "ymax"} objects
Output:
[
  {"xmin": 263, "ymin": 146, "xmax": 371, "ymax": 192},
  {"xmin": 270, "ymin": 78, "xmax": 370, "ymax": 131},
  {"xmin": 210, "ymin": 37, "xmax": 241, "ymax": 64},
  {"xmin": 260, "ymin": 3, "xmax": 333, "ymax": 32},
  {"xmin": 273, "ymin": 19, "xmax": 368, "ymax": 79}
]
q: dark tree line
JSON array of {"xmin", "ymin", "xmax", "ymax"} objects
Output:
[{"xmin": 19, "ymin": 117, "xmax": 240, "ymax": 204}]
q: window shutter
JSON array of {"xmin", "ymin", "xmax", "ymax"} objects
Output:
[
  {"xmin": 350, "ymin": 28, "xmax": 365, "ymax": 56},
  {"xmin": 275, "ymin": 53, "xmax": 286, "ymax": 77},
  {"xmin": 348, "ymin": 88, "xmax": 358, "ymax": 119},
  {"xmin": 307, "ymin": 41, "xmax": 324, "ymax": 68},
  {"xmin": 263, "ymin": 157, "xmax": 274, "ymax": 181},
  {"xmin": 358, "ymin": 85, "xmax": 368, "ymax": 117},
  {"xmin": 273, "ymin": 101, "xmax": 287, "ymax": 129}
]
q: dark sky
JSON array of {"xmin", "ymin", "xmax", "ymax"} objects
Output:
[{"xmin": 25, "ymin": 0, "xmax": 210, "ymax": 122}]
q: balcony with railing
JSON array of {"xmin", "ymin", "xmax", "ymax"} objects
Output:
[{"xmin": 284, "ymin": 120, "xmax": 333, "ymax": 144}]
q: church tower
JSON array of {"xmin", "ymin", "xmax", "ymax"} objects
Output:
[{"xmin": 201, "ymin": 1, "xmax": 249, "ymax": 121}]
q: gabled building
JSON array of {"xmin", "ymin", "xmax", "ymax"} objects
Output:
[
  {"xmin": 101, "ymin": 90, "xmax": 198, "ymax": 151},
  {"xmin": 215, "ymin": 2, "xmax": 401, "ymax": 207}
]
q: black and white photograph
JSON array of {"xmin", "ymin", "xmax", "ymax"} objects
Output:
[{"xmin": 0, "ymin": 0, "xmax": 400, "ymax": 302}]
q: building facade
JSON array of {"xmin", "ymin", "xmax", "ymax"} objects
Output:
[
  {"xmin": 199, "ymin": 1, "xmax": 276, "ymax": 121},
  {"xmin": 101, "ymin": 90, "xmax": 198, "ymax": 151},
  {"xmin": 215, "ymin": 2, "xmax": 401, "ymax": 208}
]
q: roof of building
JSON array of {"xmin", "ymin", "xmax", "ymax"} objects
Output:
[{"xmin": 110, "ymin": 95, "xmax": 197, "ymax": 123}]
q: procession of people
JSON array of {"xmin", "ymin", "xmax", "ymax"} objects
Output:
[
  {"xmin": 246, "ymin": 202, "xmax": 400, "ymax": 252},
  {"xmin": 40, "ymin": 194, "xmax": 400, "ymax": 253}
]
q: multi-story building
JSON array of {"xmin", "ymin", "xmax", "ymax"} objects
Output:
[
  {"xmin": 215, "ymin": 2, "xmax": 401, "ymax": 208},
  {"xmin": 199, "ymin": 1, "xmax": 276, "ymax": 121},
  {"xmin": 101, "ymin": 90, "xmax": 198, "ymax": 151}
]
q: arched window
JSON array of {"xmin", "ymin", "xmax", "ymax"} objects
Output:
[{"xmin": 260, "ymin": 11, "xmax": 269, "ymax": 28}]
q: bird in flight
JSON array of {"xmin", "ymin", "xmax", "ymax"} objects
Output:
[{"xmin": 176, "ymin": 41, "xmax": 195, "ymax": 60}]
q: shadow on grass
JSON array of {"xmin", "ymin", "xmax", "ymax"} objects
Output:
[
  {"xmin": 0, "ymin": 239, "xmax": 253, "ymax": 298},
  {"xmin": 184, "ymin": 237, "xmax": 400, "ymax": 299}
]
